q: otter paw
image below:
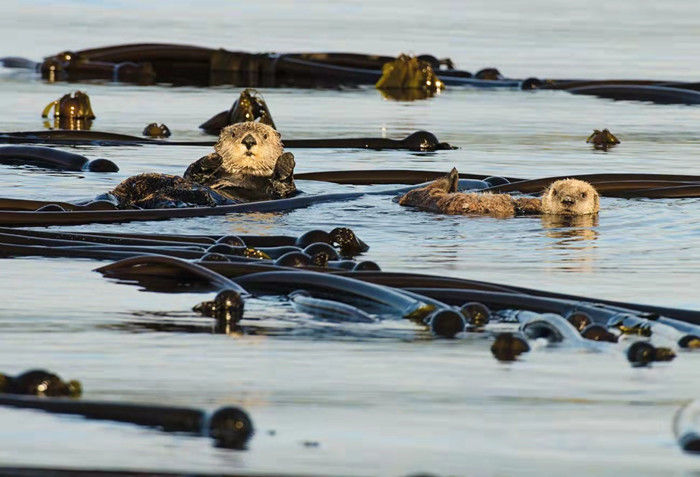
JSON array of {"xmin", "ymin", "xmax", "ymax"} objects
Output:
[
  {"xmin": 273, "ymin": 152, "xmax": 296, "ymax": 181},
  {"xmin": 183, "ymin": 153, "xmax": 223, "ymax": 183}
]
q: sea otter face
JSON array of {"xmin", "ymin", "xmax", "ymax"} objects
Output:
[
  {"xmin": 541, "ymin": 179, "xmax": 600, "ymax": 216},
  {"xmin": 215, "ymin": 122, "xmax": 283, "ymax": 177}
]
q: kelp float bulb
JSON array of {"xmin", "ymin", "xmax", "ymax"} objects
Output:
[
  {"xmin": 142, "ymin": 123, "xmax": 171, "ymax": 138},
  {"xmin": 566, "ymin": 311, "xmax": 592, "ymax": 332},
  {"xmin": 329, "ymin": 227, "xmax": 369, "ymax": 257},
  {"xmin": 274, "ymin": 251, "xmax": 313, "ymax": 268},
  {"xmin": 207, "ymin": 407, "xmax": 254, "ymax": 449},
  {"xmin": 580, "ymin": 324, "xmax": 618, "ymax": 343},
  {"xmin": 459, "ymin": 302, "xmax": 491, "ymax": 328},
  {"xmin": 353, "ymin": 261, "xmax": 381, "ymax": 271},
  {"xmin": 678, "ymin": 335, "xmax": 700, "ymax": 349},
  {"xmin": 194, "ymin": 289, "xmax": 244, "ymax": 323},
  {"xmin": 199, "ymin": 253, "xmax": 230, "ymax": 262},
  {"xmin": 427, "ymin": 309, "xmax": 465, "ymax": 338},
  {"xmin": 295, "ymin": 230, "xmax": 330, "ymax": 248},
  {"xmin": 626, "ymin": 341, "xmax": 675, "ymax": 367},
  {"xmin": 206, "ymin": 243, "xmax": 237, "ymax": 255},
  {"xmin": 521, "ymin": 319, "xmax": 563, "ymax": 343},
  {"xmin": 609, "ymin": 315, "xmax": 652, "ymax": 337},
  {"xmin": 295, "ymin": 228, "xmax": 369, "ymax": 258},
  {"xmin": 491, "ymin": 333, "xmax": 530, "ymax": 362},
  {"xmin": 303, "ymin": 242, "xmax": 339, "ymax": 267}
]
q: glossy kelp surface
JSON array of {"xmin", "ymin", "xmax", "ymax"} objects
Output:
[{"xmin": 0, "ymin": 129, "xmax": 453, "ymax": 151}]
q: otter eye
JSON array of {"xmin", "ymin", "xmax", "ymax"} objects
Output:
[
  {"xmin": 581, "ymin": 192, "xmax": 586, "ymax": 198},
  {"xmin": 263, "ymin": 133, "xmax": 268, "ymax": 139}
]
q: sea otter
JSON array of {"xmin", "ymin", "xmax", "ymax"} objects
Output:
[
  {"xmin": 109, "ymin": 122, "xmax": 296, "ymax": 209},
  {"xmin": 398, "ymin": 168, "xmax": 599, "ymax": 217}
]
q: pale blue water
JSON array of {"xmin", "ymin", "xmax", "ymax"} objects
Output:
[{"xmin": 0, "ymin": 1, "xmax": 699, "ymax": 475}]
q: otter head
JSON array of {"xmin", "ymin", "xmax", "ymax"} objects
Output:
[
  {"xmin": 215, "ymin": 122, "xmax": 283, "ymax": 177},
  {"xmin": 541, "ymin": 179, "xmax": 600, "ymax": 216}
]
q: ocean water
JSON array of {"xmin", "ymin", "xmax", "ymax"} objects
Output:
[{"xmin": 0, "ymin": 1, "xmax": 698, "ymax": 475}]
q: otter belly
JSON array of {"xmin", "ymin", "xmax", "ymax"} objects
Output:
[
  {"xmin": 211, "ymin": 174, "xmax": 298, "ymax": 202},
  {"xmin": 110, "ymin": 173, "xmax": 240, "ymax": 209},
  {"xmin": 108, "ymin": 172, "xmax": 297, "ymax": 210}
]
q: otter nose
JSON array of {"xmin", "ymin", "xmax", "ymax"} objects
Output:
[
  {"xmin": 561, "ymin": 196, "xmax": 575, "ymax": 206},
  {"xmin": 242, "ymin": 134, "xmax": 257, "ymax": 149}
]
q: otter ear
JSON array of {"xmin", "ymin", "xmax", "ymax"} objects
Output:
[
  {"xmin": 447, "ymin": 167, "xmax": 459, "ymax": 193},
  {"xmin": 593, "ymin": 190, "xmax": 600, "ymax": 211},
  {"xmin": 275, "ymin": 130, "xmax": 281, "ymax": 138}
]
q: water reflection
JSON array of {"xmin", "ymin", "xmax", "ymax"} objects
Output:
[
  {"xmin": 378, "ymin": 88, "xmax": 440, "ymax": 102},
  {"xmin": 541, "ymin": 214, "xmax": 599, "ymax": 244},
  {"xmin": 106, "ymin": 307, "xmax": 428, "ymax": 341},
  {"xmin": 42, "ymin": 117, "xmax": 93, "ymax": 131},
  {"xmin": 541, "ymin": 214, "xmax": 598, "ymax": 272},
  {"xmin": 40, "ymin": 90, "xmax": 96, "ymax": 131}
]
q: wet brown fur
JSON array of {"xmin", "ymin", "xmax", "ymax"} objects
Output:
[
  {"xmin": 541, "ymin": 178, "xmax": 600, "ymax": 215},
  {"xmin": 213, "ymin": 122, "xmax": 283, "ymax": 177},
  {"xmin": 110, "ymin": 173, "xmax": 227, "ymax": 209},
  {"xmin": 111, "ymin": 122, "xmax": 295, "ymax": 208},
  {"xmin": 399, "ymin": 168, "xmax": 599, "ymax": 217}
]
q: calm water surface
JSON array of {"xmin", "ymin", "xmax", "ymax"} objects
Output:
[{"xmin": 0, "ymin": 1, "xmax": 699, "ymax": 475}]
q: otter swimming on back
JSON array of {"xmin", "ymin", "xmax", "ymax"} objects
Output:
[
  {"xmin": 109, "ymin": 122, "xmax": 296, "ymax": 209},
  {"xmin": 398, "ymin": 168, "xmax": 599, "ymax": 217}
]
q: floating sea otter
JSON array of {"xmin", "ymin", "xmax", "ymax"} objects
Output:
[
  {"xmin": 398, "ymin": 168, "xmax": 599, "ymax": 217},
  {"xmin": 108, "ymin": 122, "xmax": 296, "ymax": 209}
]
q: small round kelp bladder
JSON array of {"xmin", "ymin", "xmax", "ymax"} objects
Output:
[
  {"xmin": 207, "ymin": 406, "xmax": 255, "ymax": 450},
  {"xmin": 566, "ymin": 311, "xmax": 593, "ymax": 332},
  {"xmin": 303, "ymin": 242, "xmax": 339, "ymax": 266},
  {"xmin": 580, "ymin": 324, "xmax": 618, "ymax": 343},
  {"xmin": 626, "ymin": 341, "xmax": 675, "ymax": 367},
  {"xmin": 491, "ymin": 333, "xmax": 530, "ymax": 362},
  {"xmin": 426, "ymin": 309, "xmax": 465, "ymax": 338},
  {"xmin": 460, "ymin": 302, "xmax": 491, "ymax": 328},
  {"xmin": 274, "ymin": 251, "xmax": 313, "ymax": 268},
  {"xmin": 194, "ymin": 289, "xmax": 245, "ymax": 324},
  {"xmin": 329, "ymin": 227, "xmax": 369, "ymax": 257}
]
